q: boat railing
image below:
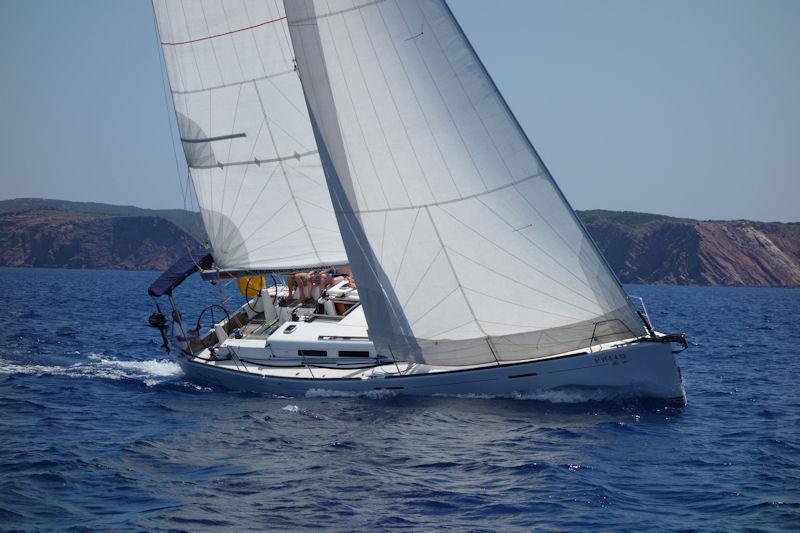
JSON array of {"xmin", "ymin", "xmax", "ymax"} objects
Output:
[
  {"xmin": 628, "ymin": 295, "xmax": 656, "ymax": 335},
  {"xmin": 589, "ymin": 318, "xmax": 629, "ymax": 353}
]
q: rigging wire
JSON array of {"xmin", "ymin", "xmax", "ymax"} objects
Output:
[{"xmin": 149, "ymin": 1, "xmax": 205, "ymax": 269}]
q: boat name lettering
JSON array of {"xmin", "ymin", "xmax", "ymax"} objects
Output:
[{"xmin": 594, "ymin": 353, "xmax": 626, "ymax": 364}]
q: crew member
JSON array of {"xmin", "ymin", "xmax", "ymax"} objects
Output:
[{"xmin": 171, "ymin": 309, "xmax": 198, "ymax": 354}]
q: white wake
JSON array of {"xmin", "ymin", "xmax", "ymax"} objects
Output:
[{"xmin": 0, "ymin": 353, "xmax": 182, "ymax": 387}]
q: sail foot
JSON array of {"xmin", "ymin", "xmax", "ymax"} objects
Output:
[{"xmin": 374, "ymin": 305, "xmax": 642, "ymax": 367}]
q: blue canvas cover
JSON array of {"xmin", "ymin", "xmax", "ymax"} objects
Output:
[{"xmin": 147, "ymin": 246, "xmax": 213, "ymax": 297}]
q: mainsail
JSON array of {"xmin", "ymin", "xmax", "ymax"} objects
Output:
[
  {"xmin": 285, "ymin": 0, "xmax": 646, "ymax": 365},
  {"xmin": 153, "ymin": 0, "xmax": 346, "ymax": 271}
]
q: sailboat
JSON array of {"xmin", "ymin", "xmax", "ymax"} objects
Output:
[{"xmin": 147, "ymin": 0, "xmax": 688, "ymax": 404}]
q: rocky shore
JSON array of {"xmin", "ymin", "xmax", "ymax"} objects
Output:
[{"xmin": 0, "ymin": 199, "xmax": 797, "ymax": 286}]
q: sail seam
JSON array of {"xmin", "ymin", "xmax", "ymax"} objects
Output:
[
  {"xmin": 217, "ymin": 82, "xmax": 244, "ymax": 247},
  {"xmin": 461, "ymin": 285, "xmax": 585, "ymax": 322},
  {"xmin": 335, "ymin": 4, "xmax": 413, "ymax": 208},
  {"xmin": 160, "ymin": 15, "xmax": 287, "ymax": 46},
  {"xmin": 353, "ymin": 3, "xmax": 439, "ymax": 202},
  {"xmin": 243, "ymin": 2, "xmax": 314, "ymax": 123},
  {"xmin": 439, "ymin": 223, "xmax": 602, "ymax": 316},
  {"xmin": 289, "ymin": 162, "xmax": 327, "ymax": 188},
  {"xmin": 271, "ymin": 1, "xmax": 294, "ymax": 64},
  {"xmin": 217, "ymin": 3, "xmax": 250, "ymax": 249},
  {"xmin": 397, "ymin": 0, "xmax": 490, "ymax": 194},
  {"xmin": 177, "ymin": 1, "xmax": 207, "ymax": 89},
  {"xmin": 422, "ymin": 319, "xmax": 477, "ymax": 340},
  {"xmin": 295, "ymin": 196, "xmax": 335, "ymax": 213},
  {"xmin": 172, "ymin": 69, "xmax": 294, "ymax": 96},
  {"xmin": 392, "ymin": 209, "xmax": 421, "ymax": 287},
  {"xmin": 175, "ymin": 0, "xmax": 214, "ymax": 242},
  {"xmin": 408, "ymin": 285, "xmax": 460, "ymax": 328},
  {"xmin": 198, "ymin": 0, "xmax": 229, "ymax": 271},
  {"xmin": 254, "ymin": 81, "xmax": 323, "ymax": 264},
  {"xmin": 339, "ymin": 171, "xmax": 545, "ymax": 214},
  {"xmin": 382, "ymin": 1, "xmax": 463, "ymax": 198},
  {"xmin": 422, "ymin": 207, "xmax": 491, "ymax": 346},
  {"xmin": 225, "ymin": 226, "xmax": 305, "ymax": 265},
  {"xmin": 323, "ymin": 6, "xmax": 393, "ymax": 210},
  {"xmin": 379, "ymin": 210, "xmax": 388, "ymax": 263},
  {"xmin": 400, "ymin": 248, "xmax": 444, "ymax": 308},
  {"xmin": 412, "ymin": 0, "xmax": 518, "ymax": 192},
  {"xmin": 438, "ymin": 0, "xmax": 640, "ymax": 327},
  {"xmin": 218, "ymin": 161, "xmax": 284, "ymax": 251},
  {"xmin": 161, "ymin": 2, "xmax": 196, "ymax": 233},
  {"xmin": 288, "ymin": 0, "xmax": 387, "ymax": 26},
  {"xmin": 156, "ymin": 0, "xmax": 347, "ymax": 271},
  {"xmin": 198, "ymin": 0, "xmax": 228, "ymax": 88},
  {"xmin": 474, "ymin": 195, "xmax": 595, "ymax": 294},
  {"xmin": 218, "ymin": 120, "xmax": 269, "ymax": 247}
]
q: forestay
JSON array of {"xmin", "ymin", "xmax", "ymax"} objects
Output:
[
  {"xmin": 153, "ymin": 0, "xmax": 346, "ymax": 271},
  {"xmin": 286, "ymin": 0, "xmax": 646, "ymax": 365}
]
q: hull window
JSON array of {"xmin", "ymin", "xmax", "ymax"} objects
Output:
[
  {"xmin": 298, "ymin": 349, "xmax": 327, "ymax": 357},
  {"xmin": 339, "ymin": 351, "xmax": 370, "ymax": 358}
]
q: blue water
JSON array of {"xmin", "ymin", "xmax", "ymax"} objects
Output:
[{"xmin": 0, "ymin": 267, "xmax": 798, "ymax": 531}]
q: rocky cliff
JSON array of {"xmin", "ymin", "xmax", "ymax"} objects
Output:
[
  {"xmin": 0, "ymin": 210, "xmax": 199, "ymax": 271},
  {"xmin": 0, "ymin": 199, "xmax": 798, "ymax": 286},
  {"xmin": 0, "ymin": 198, "xmax": 206, "ymax": 241},
  {"xmin": 580, "ymin": 210, "xmax": 800, "ymax": 287}
]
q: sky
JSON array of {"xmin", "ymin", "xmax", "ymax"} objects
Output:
[{"xmin": 0, "ymin": 0, "xmax": 798, "ymax": 222}]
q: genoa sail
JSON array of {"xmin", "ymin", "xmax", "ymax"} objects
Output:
[
  {"xmin": 285, "ymin": 0, "xmax": 647, "ymax": 365},
  {"xmin": 152, "ymin": 0, "xmax": 346, "ymax": 271}
]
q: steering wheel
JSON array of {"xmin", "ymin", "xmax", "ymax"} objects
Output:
[
  {"xmin": 245, "ymin": 277, "xmax": 262, "ymax": 313},
  {"xmin": 270, "ymin": 275, "xmax": 278, "ymax": 305},
  {"xmin": 195, "ymin": 304, "xmax": 232, "ymax": 348}
]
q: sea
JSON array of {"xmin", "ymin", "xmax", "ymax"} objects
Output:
[{"xmin": 0, "ymin": 267, "xmax": 798, "ymax": 531}]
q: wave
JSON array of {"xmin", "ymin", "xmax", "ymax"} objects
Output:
[
  {"xmin": 428, "ymin": 387, "xmax": 663, "ymax": 404},
  {"xmin": 88, "ymin": 354, "xmax": 181, "ymax": 378},
  {"xmin": 281, "ymin": 404, "xmax": 328, "ymax": 420},
  {"xmin": 302, "ymin": 386, "xmax": 659, "ymax": 404},
  {"xmin": 510, "ymin": 388, "xmax": 638, "ymax": 403},
  {"xmin": 304, "ymin": 388, "xmax": 398, "ymax": 399},
  {"xmin": 0, "ymin": 354, "xmax": 182, "ymax": 386}
]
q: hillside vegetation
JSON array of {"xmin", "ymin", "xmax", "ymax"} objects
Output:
[
  {"xmin": 0, "ymin": 199, "xmax": 797, "ymax": 286},
  {"xmin": 0, "ymin": 210, "xmax": 198, "ymax": 271}
]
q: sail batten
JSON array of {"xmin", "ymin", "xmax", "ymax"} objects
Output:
[
  {"xmin": 153, "ymin": 0, "xmax": 347, "ymax": 271},
  {"xmin": 286, "ymin": 0, "xmax": 646, "ymax": 365},
  {"xmin": 186, "ymin": 149, "xmax": 320, "ymax": 170}
]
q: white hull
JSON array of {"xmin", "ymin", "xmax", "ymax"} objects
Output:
[{"xmin": 178, "ymin": 339, "xmax": 686, "ymax": 405}]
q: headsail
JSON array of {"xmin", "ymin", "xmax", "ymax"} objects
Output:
[
  {"xmin": 152, "ymin": 0, "xmax": 347, "ymax": 271},
  {"xmin": 285, "ymin": 0, "xmax": 646, "ymax": 365}
]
